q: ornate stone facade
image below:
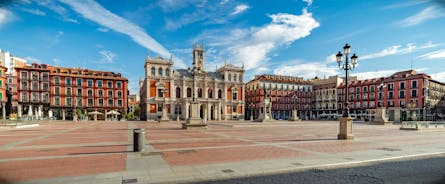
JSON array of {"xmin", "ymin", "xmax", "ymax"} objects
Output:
[{"xmin": 140, "ymin": 44, "xmax": 245, "ymax": 121}]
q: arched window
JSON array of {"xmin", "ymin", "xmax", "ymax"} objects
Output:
[
  {"xmin": 187, "ymin": 87, "xmax": 192, "ymax": 98},
  {"xmin": 208, "ymin": 88, "xmax": 213, "ymax": 98},
  {"xmin": 234, "ymin": 74, "xmax": 237, "ymax": 82},
  {"xmin": 218, "ymin": 89, "xmax": 222, "ymax": 99},
  {"xmin": 158, "ymin": 67, "xmax": 163, "ymax": 76},
  {"xmin": 198, "ymin": 88, "xmax": 202, "ymax": 98},
  {"xmin": 228, "ymin": 74, "xmax": 231, "ymax": 81},
  {"xmin": 176, "ymin": 87, "xmax": 181, "ymax": 98},
  {"xmin": 166, "ymin": 68, "xmax": 170, "ymax": 76},
  {"xmin": 151, "ymin": 67, "xmax": 155, "ymax": 76}
]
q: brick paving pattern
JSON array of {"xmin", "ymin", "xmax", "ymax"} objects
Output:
[{"xmin": 0, "ymin": 120, "xmax": 445, "ymax": 183}]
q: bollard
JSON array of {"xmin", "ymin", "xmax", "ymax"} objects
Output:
[{"xmin": 133, "ymin": 129, "xmax": 146, "ymax": 152}]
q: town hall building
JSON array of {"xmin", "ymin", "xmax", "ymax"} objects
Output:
[{"xmin": 140, "ymin": 44, "xmax": 245, "ymax": 121}]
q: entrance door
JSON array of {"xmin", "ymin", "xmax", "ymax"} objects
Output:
[
  {"xmin": 211, "ymin": 106, "xmax": 214, "ymax": 120},
  {"xmin": 200, "ymin": 105, "xmax": 204, "ymax": 119}
]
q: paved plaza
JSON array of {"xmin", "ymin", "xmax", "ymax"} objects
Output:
[{"xmin": 0, "ymin": 120, "xmax": 445, "ymax": 183}]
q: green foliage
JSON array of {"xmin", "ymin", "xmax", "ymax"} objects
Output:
[
  {"xmin": 134, "ymin": 106, "xmax": 140, "ymax": 118},
  {"xmin": 126, "ymin": 112, "xmax": 134, "ymax": 120},
  {"xmin": 76, "ymin": 109, "xmax": 83, "ymax": 116}
]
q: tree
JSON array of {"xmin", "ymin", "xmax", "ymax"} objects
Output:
[{"xmin": 134, "ymin": 106, "xmax": 140, "ymax": 119}]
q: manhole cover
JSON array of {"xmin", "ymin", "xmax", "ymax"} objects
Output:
[
  {"xmin": 222, "ymin": 169, "xmax": 235, "ymax": 173},
  {"xmin": 141, "ymin": 152, "xmax": 163, "ymax": 156},
  {"xmin": 378, "ymin": 148, "xmax": 401, "ymax": 152},
  {"xmin": 122, "ymin": 178, "xmax": 137, "ymax": 184},
  {"xmin": 177, "ymin": 150, "xmax": 197, "ymax": 154}
]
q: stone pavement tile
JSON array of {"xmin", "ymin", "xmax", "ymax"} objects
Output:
[
  {"xmin": 0, "ymin": 145, "xmax": 128, "ymax": 160},
  {"xmin": 0, "ymin": 154, "xmax": 126, "ymax": 182},
  {"xmin": 94, "ymin": 171, "xmax": 126, "ymax": 179},
  {"xmin": 147, "ymin": 132, "xmax": 219, "ymax": 141},
  {"xmin": 162, "ymin": 145, "xmax": 309, "ymax": 166},
  {"xmin": 150, "ymin": 138, "xmax": 252, "ymax": 150},
  {"xmin": 287, "ymin": 140, "xmax": 384, "ymax": 154},
  {"xmin": 20, "ymin": 136, "xmax": 128, "ymax": 146}
]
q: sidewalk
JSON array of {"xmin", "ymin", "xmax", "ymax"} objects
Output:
[{"xmin": 0, "ymin": 120, "xmax": 444, "ymax": 183}]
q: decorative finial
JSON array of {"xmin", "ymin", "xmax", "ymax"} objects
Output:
[{"xmin": 170, "ymin": 54, "xmax": 173, "ymax": 61}]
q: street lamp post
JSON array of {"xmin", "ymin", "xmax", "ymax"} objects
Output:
[
  {"xmin": 337, "ymin": 43, "xmax": 358, "ymax": 118},
  {"xmin": 336, "ymin": 43, "xmax": 358, "ymax": 140}
]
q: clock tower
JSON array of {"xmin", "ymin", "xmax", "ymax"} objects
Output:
[{"xmin": 193, "ymin": 43, "xmax": 205, "ymax": 73}]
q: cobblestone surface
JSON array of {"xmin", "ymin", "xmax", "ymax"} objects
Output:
[{"xmin": 195, "ymin": 155, "xmax": 445, "ymax": 184}]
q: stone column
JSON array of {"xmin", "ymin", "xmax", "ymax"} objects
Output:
[
  {"xmin": 2, "ymin": 103, "xmax": 5, "ymax": 121},
  {"xmin": 48, "ymin": 109, "xmax": 53, "ymax": 118},
  {"xmin": 185, "ymin": 102, "xmax": 189, "ymax": 119},
  {"xmin": 207, "ymin": 102, "xmax": 211, "ymax": 121},
  {"xmin": 18, "ymin": 104, "xmax": 22, "ymax": 117},
  {"xmin": 29, "ymin": 104, "xmax": 33, "ymax": 117},
  {"xmin": 105, "ymin": 109, "xmax": 108, "ymax": 121},
  {"xmin": 38, "ymin": 105, "xmax": 42, "ymax": 119},
  {"xmin": 218, "ymin": 102, "xmax": 222, "ymax": 121},
  {"xmin": 338, "ymin": 117, "xmax": 354, "ymax": 140},
  {"xmin": 62, "ymin": 109, "xmax": 66, "ymax": 120}
]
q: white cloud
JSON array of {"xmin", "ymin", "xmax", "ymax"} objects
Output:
[
  {"xmin": 96, "ymin": 27, "xmax": 109, "ymax": 32},
  {"xmin": 397, "ymin": 6, "xmax": 445, "ymax": 27},
  {"xmin": 220, "ymin": 0, "xmax": 229, "ymax": 5},
  {"xmin": 353, "ymin": 70, "xmax": 398, "ymax": 80},
  {"xmin": 0, "ymin": 8, "xmax": 14, "ymax": 28},
  {"xmin": 60, "ymin": 0, "xmax": 186, "ymax": 68},
  {"xmin": 353, "ymin": 68, "xmax": 428, "ymax": 80},
  {"xmin": 382, "ymin": 0, "xmax": 429, "ymax": 10},
  {"xmin": 360, "ymin": 41, "xmax": 439, "ymax": 60},
  {"xmin": 230, "ymin": 9, "xmax": 319, "ymax": 70},
  {"xmin": 417, "ymin": 49, "xmax": 445, "ymax": 60},
  {"xmin": 302, "ymin": 0, "xmax": 313, "ymax": 6},
  {"xmin": 34, "ymin": 0, "xmax": 78, "ymax": 23},
  {"xmin": 164, "ymin": 1, "xmax": 235, "ymax": 30},
  {"xmin": 231, "ymin": 4, "xmax": 249, "ymax": 15},
  {"xmin": 158, "ymin": 0, "xmax": 202, "ymax": 12},
  {"xmin": 52, "ymin": 58, "xmax": 61, "ymax": 65},
  {"xmin": 273, "ymin": 62, "xmax": 338, "ymax": 79},
  {"xmin": 99, "ymin": 50, "xmax": 116, "ymax": 63},
  {"xmin": 25, "ymin": 56, "xmax": 41, "ymax": 63},
  {"xmin": 431, "ymin": 71, "xmax": 445, "ymax": 82},
  {"xmin": 20, "ymin": 8, "xmax": 46, "ymax": 16},
  {"xmin": 49, "ymin": 31, "xmax": 64, "ymax": 47}
]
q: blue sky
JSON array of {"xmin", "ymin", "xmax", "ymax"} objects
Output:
[{"xmin": 1, "ymin": 0, "xmax": 445, "ymax": 93}]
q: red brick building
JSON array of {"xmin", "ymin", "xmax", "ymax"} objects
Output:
[
  {"xmin": 15, "ymin": 63, "xmax": 128, "ymax": 120},
  {"xmin": 337, "ymin": 70, "xmax": 441, "ymax": 122},
  {"xmin": 0, "ymin": 65, "xmax": 7, "ymax": 119},
  {"xmin": 246, "ymin": 74, "xmax": 313, "ymax": 120}
]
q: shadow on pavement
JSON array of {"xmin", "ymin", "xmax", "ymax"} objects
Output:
[{"xmin": 193, "ymin": 154, "xmax": 445, "ymax": 184}]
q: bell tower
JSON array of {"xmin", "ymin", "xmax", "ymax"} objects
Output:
[{"xmin": 192, "ymin": 43, "xmax": 205, "ymax": 73}]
